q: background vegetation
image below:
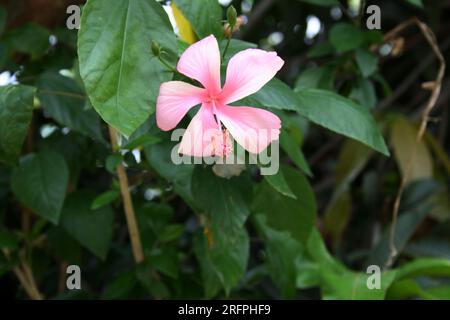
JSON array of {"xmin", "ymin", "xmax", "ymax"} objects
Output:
[{"xmin": 0, "ymin": 0, "xmax": 449, "ymax": 299}]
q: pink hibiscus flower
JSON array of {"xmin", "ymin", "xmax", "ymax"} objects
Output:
[{"xmin": 156, "ymin": 35, "xmax": 284, "ymax": 157}]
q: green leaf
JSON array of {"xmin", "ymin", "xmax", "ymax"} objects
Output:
[
  {"xmin": 319, "ymin": 268, "xmax": 396, "ymax": 300},
  {"xmin": 391, "ymin": 116, "xmax": 433, "ymax": 183},
  {"xmin": 0, "ymin": 229, "xmax": 18, "ymax": 250},
  {"xmin": 136, "ymin": 262, "xmax": 170, "ymax": 298},
  {"xmin": 3, "ymin": 23, "xmax": 50, "ymax": 58},
  {"xmin": 158, "ymin": 224, "xmax": 184, "ymax": 243},
  {"xmin": 174, "ymin": 0, "xmax": 223, "ymax": 39},
  {"xmin": 305, "ymin": 229, "xmax": 397, "ymax": 300},
  {"xmin": 11, "ymin": 150, "xmax": 69, "ymax": 224},
  {"xmin": 386, "ymin": 279, "xmax": 433, "ymax": 300},
  {"xmin": 296, "ymin": 89, "xmax": 389, "ymax": 156},
  {"xmin": 349, "ymin": 77, "xmax": 377, "ymax": 109},
  {"xmin": 136, "ymin": 202, "xmax": 175, "ymax": 252},
  {"xmin": 194, "ymin": 224, "xmax": 249, "ymax": 297},
  {"xmin": 249, "ymin": 78, "xmax": 300, "ymax": 112},
  {"xmin": 323, "ymin": 191, "xmax": 352, "ymax": 242},
  {"xmin": 192, "ymin": 166, "xmax": 251, "ymax": 231},
  {"xmin": 37, "ymin": 72, "xmax": 104, "ymax": 141},
  {"xmin": 256, "ymin": 215, "xmax": 302, "ymax": 298},
  {"xmin": 191, "ymin": 166, "xmax": 251, "ymax": 297},
  {"xmin": 329, "ymin": 23, "xmax": 364, "ymax": 53},
  {"xmin": 60, "ymin": 191, "xmax": 114, "ymax": 260},
  {"xmin": 395, "ymin": 258, "xmax": 450, "ymax": 279},
  {"xmin": 148, "ymin": 249, "xmax": 180, "ymax": 279},
  {"xmin": 0, "ymin": 85, "xmax": 35, "ymax": 165},
  {"xmin": 355, "ymin": 48, "xmax": 378, "ymax": 78},
  {"xmin": 335, "ymin": 139, "xmax": 374, "ymax": 188},
  {"xmin": 294, "ymin": 66, "xmax": 335, "ymax": 91},
  {"xmin": 249, "ymin": 79, "xmax": 388, "ymax": 157},
  {"xmin": 406, "ymin": 238, "xmax": 450, "ymax": 259},
  {"xmin": 253, "ymin": 166, "xmax": 316, "ymax": 243},
  {"xmin": 47, "ymin": 226, "xmax": 83, "ymax": 263},
  {"xmin": 103, "ymin": 271, "xmax": 138, "ymax": 299},
  {"xmin": 144, "ymin": 141, "xmax": 195, "ymax": 207},
  {"xmin": 367, "ymin": 203, "xmax": 431, "ymax": 266},
  {"xmin": 78, "ymin": 0, "xmax": 177, "ymax": 137},
  {"xmin": 279, "ymin": 129, "xmax": 312, "ymax": 176},
  {"xmin": 306, "ymin": 228, "xmax": 345, "ymax": 272},
  {"xmin": 264, "ymin": 170, "xmax": 296, "ymax": 199},
  {"xmin": 307, "ymin": 41, "xmax": 334, "ymax": 58},
  {"xmin": 91, "ymin": 190, "xmax": 120, "ymax": 210},
  {"xmin": 105, "ymin": 154, "xmax": 123, "ymax": 174},
  {"xmin": 123, "ymin": 134, "xmax": 161, "ymax": 150}
]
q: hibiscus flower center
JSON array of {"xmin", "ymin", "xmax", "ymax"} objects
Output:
[{"xmin": 204, "ymin": 93, "xmax": 221, "ymax": 104}]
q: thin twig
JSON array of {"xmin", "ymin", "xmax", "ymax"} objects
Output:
[
  {"xmin": 12, "ymin": 267, "xmax": 41, "ymax": 299},
  {"xmin": 22, "ymin": 262, "xmax": 44, "ymax": 300},
  {"xmin": 2, "ymin": 249, "xmax": 43, "ymax": 300},
  {"xmin": 385, "ymin": 18, "xmax": 446, "ymax": 268},
  {"xmin": 108, "ymin": 126, "xmax": 145, "ymax": 264},
  {"xmin": 376, "ymin": 37, "xmax": 450, "ymax": 111}
]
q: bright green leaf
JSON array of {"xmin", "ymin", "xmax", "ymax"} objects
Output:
[
  {"xmin": 174, "ymin": 0, "xmax": 223, "ymax": 39},
  {"xmin": 279, "ymin": 129, "xmax": 312, "ymax": 176},
  {"xmin": 78, "ymin": 0, "xmax": 177, "ymax": 136},
  {"xmin": 91, "ymin": 190, "xmax": 120, "ymax": 210},
  {"xmin": 264, "ymin": 169, "xmax": 296, "ymax": 199},
  {"xmin": 296, "ymin": 89, "xmax": 389, "ymax": 155}
]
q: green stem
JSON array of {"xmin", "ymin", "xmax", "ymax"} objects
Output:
[
  {"xmin": 222, "ymin": 33, "xmax": 232, "ymax": 61},
  {"xmin": 157, "ymin": 56, "xmax": 177, "ymax": 73}
]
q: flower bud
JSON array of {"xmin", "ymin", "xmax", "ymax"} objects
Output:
[
  {"xmin": 226, "ymin": 5, "xmax": 237, "ymax": 29},
  {"xmin": 151, "ymin": 40, "xmax": 161, "ymax": 57}
]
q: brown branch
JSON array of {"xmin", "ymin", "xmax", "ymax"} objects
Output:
[
  {"xmin": 2, "ymin": 249, "xmax": 43, "ymax": 300},
  {"xmin": 22, "ymin": 261, "xmax": 44, "ymax": 300},
  {"xmin": 12, "ymin": 267, "xmax": 40, "ymax": 300},
  {"xmin": 384, "ymin": 18, "xmax": 446, "ymax": 268},
  {"xmin": 108, "ymin": 126, "xmax": 144, "ymax": 264}
]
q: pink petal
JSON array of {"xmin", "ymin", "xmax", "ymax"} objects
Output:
[
  {"xmin": 177, "ymin": 35, "xmax": 222, "ymax": 95},
  {"xmin": 178, "ymin": 104, "xmax": 223, "ymax": 157},
  {"xmin": 217, "ymin": 105, "xmax": 281, "ymax": 154},
  {"xmin": 156, "ymin": 81, "xmax": 206, "ymax": 131},
  {"xmin": 220, "ymin": 49, "xmax": 284, "ymax": 104}
]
